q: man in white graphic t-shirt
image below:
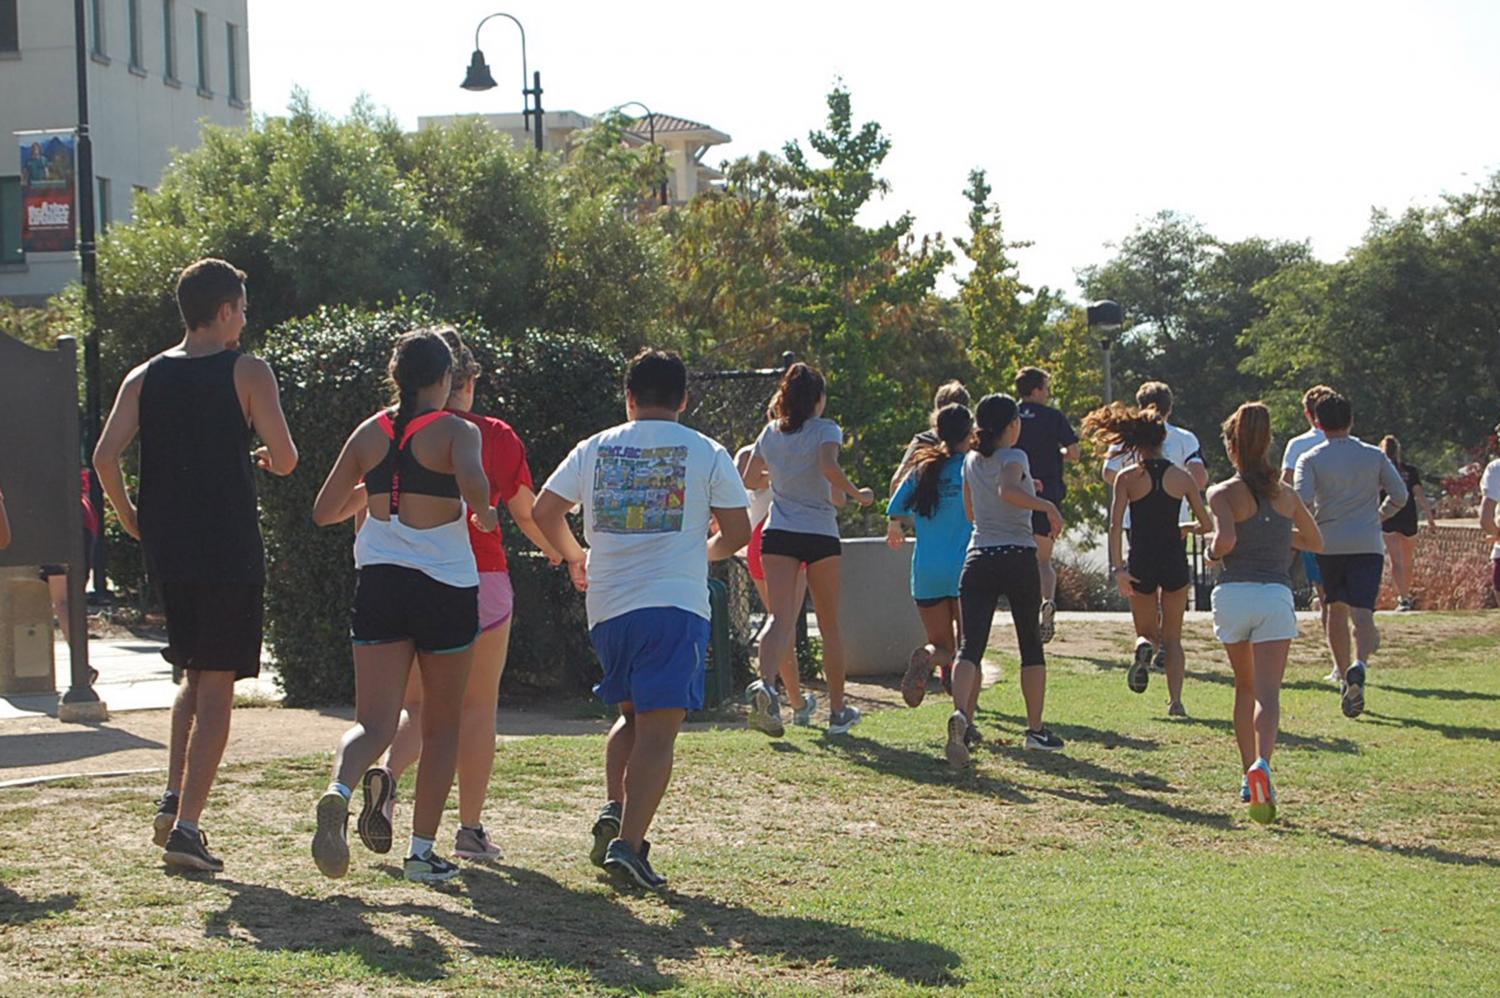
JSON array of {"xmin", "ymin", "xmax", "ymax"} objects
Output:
[{"xmin": 534, "ymin": 349, "xmax": 750, "ymax": 891}]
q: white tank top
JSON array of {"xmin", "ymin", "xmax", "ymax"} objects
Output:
[{"xmin": 354, "ymin": 511, "xmax": 479, "ymax": 589}]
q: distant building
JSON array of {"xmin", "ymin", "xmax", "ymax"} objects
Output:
[
  {"xmin": 417, "ymin": 109, "xmax": 731, "ymax": 204},
  {"xmin": 0, "ymin": 0, "xmax": 250, "ymax": 303}
]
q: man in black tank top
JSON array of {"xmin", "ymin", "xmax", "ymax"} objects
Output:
[{"xmin": 95, "ymin": 259, "xmax": 299, "ymax": 873}]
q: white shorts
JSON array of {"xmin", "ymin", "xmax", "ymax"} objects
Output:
[{"xmin": 1212, "ymin": 583, "xmax": 1298, "ymax": 645}]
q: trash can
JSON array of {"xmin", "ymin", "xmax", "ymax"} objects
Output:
[
  {"xmin": 0, "ymin": 566, "xmax": 56, "ymax": 696},
  {"xmin": 703, "ymin": 577, "xmax": 734, "ymax": 708}
]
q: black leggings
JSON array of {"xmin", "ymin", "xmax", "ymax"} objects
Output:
[{"xmin": 957, "ymin": 545, "xmax": 1045, "ymax": 668}]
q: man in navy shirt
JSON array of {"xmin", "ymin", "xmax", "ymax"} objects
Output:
[{"xmin": 1014, "ymin": 367, "xmax": 1080, "ymax": 642}]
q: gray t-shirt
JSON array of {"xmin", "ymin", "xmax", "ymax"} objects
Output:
[
  {"xmin": 754, "ymin": 417, "xmax": 844, "ymax": 537},
  {"xmin": 965, "ymin": 447, "xmax": 1037, "ymax": 549},
  {"xmin": 1294, "ymin": 436, "xmax": 1408, "ymax": 555}
]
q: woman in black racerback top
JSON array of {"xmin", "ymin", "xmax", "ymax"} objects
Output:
[{"xmin": 1083, "ymin": 403, "xmax": 1212, "ymax": 714}]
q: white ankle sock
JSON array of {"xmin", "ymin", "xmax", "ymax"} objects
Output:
[
  {"xmin": 175, "ymin": 818, "xmax": 199, "ymax": 835},
  {"xmin": 409, "ymin": 834, "xmax": 435, "ymax": 860}
]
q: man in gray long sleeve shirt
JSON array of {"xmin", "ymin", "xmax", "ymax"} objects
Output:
[{"xmin": 1293, "ymin": 392, "xmax": 1406, "ymax": 719}]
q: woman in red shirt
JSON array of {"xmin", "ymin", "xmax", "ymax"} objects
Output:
[{"xmin": 358, "ymin": 331, "xmax": 561, "ymax": 862}]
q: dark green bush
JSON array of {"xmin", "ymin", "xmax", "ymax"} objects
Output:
[{"xmin": 258, "ymin": 303, "xmax": 623, "ymax": 706}]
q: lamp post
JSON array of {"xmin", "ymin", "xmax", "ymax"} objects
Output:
[
  {"xmin": 614, "ymin": 101, "xmax": 668, "ymax": 206},
  {"xmin": 1087, "ymin": 299, "xmax": 1124, "ymax": 403},
  {"xmin": 461, "ymin": 12, "xmax": 543, "ymax": 152}
]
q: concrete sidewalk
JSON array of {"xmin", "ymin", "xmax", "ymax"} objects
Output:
[{"xmin": 0, "ymin": 637, "xmax": 280, "ymax": 721}]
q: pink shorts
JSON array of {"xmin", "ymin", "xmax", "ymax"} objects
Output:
[
  {"xmin": 478, "ymin": 571, "xmax": 514, "ymax": 631},
  {"xmin": 748, "ymin": 521, "xmax": 766, "ymax": 581}
]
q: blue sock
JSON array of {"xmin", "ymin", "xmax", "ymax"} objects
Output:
[{"xmin": 327, "ymin": 781, "xmax": 352, "ymax": 801}]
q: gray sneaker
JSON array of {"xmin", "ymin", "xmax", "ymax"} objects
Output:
[
  {"xmin": 603, "ymin": 838, "xmax": 666, "ymax": 890},
  {"xmin": 827, "ymin": 705, "xmax": 862, "ymax": 735},
  {"xmin": 312, "ymin": 791, "xmax": 350, "ymax": 879},
  {"xmin": 590, "ymin": 801, "xmax": 622, "ymax": 868},
  {"xmin": 792, "ymin": 692, "xmax": 819, "ymax": 727},
  {"xmin": 1128, "ymin": 639, "xmax": 1153, "ymax": 694},
  {"xmin": 163, "ymin": 826, "xmax": 223, "ymax": 873},
  {"xmin": 944, "ymin": 710, "xmax": 970, "ymax": 768},
  {"xmin": 1039, "ymin": 600, "xmax": 1057, "ymax": 644},
  {"xmin": 453, "ymin": 825, "xmax": 502, "ymax": 862},
  {"xmin": 404, "ymin": 850, "xmax": 461, "ymax": 884},
  {"xmin": 357, "ymin": 767, "xmax": 395, "ymax": 855},
  {"xmin": 746, "ymin": 680, "xmax": 784, "ymax": 738}
]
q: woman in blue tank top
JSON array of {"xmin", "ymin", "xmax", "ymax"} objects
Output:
[
  {"xmin": 1206, "ymin": 403, "xmax": 1322, "ymax": 824},
  {"xmin": 1083, "ymin": 403, "xmax": 1211, "ymax": 716}
]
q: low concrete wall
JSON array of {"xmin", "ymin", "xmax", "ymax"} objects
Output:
[{"xmin": 838, "ymin": 537, "xmax": 929, "ymax": 677}]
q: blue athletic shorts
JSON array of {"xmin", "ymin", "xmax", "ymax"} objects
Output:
[
  {"xmin": 590, "ymin": 606, "xmax": 710, "ymax": 712},
  {"xmin": 1301, "ymin": 550, "xmax": 1323, "ymax": 587}
]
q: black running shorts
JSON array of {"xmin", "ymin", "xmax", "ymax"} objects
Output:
[
  {"xmin": 352, "ymin": 563, "xmax": 479, "ymax": 653},
  {"xmin": 1315, "ymin": 553, "xmax": 1385, "ymax": 610},
  {"xmin": 159, "ymin": 581, "xmax": 264, "ymax": 679},
  {"xmin": 759, "ymin": 528, "xmax": 842, "ymax": 565}
]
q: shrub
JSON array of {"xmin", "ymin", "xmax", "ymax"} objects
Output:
[
  {"xmin": 1053, "ymin": 553, "xmax": 1128, "ymax": 612},
  {"xmin": 257, "ymin": 303, "xmax": 624, "ymax": 706}
]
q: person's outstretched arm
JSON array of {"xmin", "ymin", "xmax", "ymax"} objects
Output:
[
  {"xmin": 93, "ymin": 364, "xmax": 147, "ymax": 539},
  {"xmin": 819, "ymin": 442, "xmax": 873, "ymax": 506},
  {"xmin": 533, "ymin": 490, "xmax": 589, "ymax": 591}
]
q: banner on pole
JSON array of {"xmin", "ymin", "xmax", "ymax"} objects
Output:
[{"xmin": 17, "ymin": 129, "xmax": 77, "ymax": 253}]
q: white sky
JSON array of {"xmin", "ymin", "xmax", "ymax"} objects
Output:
[{"xmin": 247, "ymin": 0, "xmax": 1500, "ymax": 296}]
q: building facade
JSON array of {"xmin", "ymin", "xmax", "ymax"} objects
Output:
[
  {"xmin": 0, "ymin": 0, "xmax": 250, "ymax": 303},
  {"xmin": 417, "ymin": 110, "xmax": 731, "ymax": 204}
]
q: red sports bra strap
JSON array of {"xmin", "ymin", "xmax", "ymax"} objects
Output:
[{"xmin": 397, "ymin": 411, "xmax": 449, "ymax": 448}]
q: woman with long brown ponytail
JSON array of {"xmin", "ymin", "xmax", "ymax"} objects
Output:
[
  {"xmin": 741, "ymin": 362, "xmax": 874, "ymax": 737},
  {"xmin": 1378, "ymin": 435, "xmax": 1435, "ymax": 611},
  {"xmin": 1082, "ymin": 402, "xmax": 1211, "ymax": 716},
  {"xmin": 1206, "ymin": 402, "xmax": 1322, "ymax": 823}
]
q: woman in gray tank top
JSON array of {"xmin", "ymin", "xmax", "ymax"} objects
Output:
[{"xmin": 1205, "ymin": 403, "xmax": 1322, "ymax": 825}]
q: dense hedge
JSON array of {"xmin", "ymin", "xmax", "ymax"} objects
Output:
[{"xmin": 257, "ymin": 303, "xmax": 624, "ymax": 706}]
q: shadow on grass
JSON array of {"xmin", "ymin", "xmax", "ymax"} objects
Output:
[
  {"xmin": 1182, "ymin": 669, "xmax": 1331, "ymax": 694},
  {"xmin": 1170, "ymin": 715, "xmax": 1359, "ymax": 754},
  {"xmin": 1359, "ymin": 711, "xmax": 1500, "ymax": 742},
  {"xmin": 0, "ymin": 725, "xmax": 164, "ymax": 771},
  {"xmin": 0, "ymin": 882, "xmax": 78, "ymax": 926},
  {"xmin": 1380, "ymin": 683, "xmax": 1500, "ymax": 704},
  {"xmin": 815, "ymin": 732, "xmax": 1033, "ymax": 804},
  {"xmin": 1319, "ymin": 829, "xmax": 1500, "ymax": 868},
  {"xmin": 203, "ymin": 867, "xmax": 963, "ymax": 991},
  {"xmin": 977, "ymin": 709, "xmax": 1160, "ymax": 752}
]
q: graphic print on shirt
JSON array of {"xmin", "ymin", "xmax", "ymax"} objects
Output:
[{"xmin": 592, "ymin": 445, "xmax": 689, "ymax": 534}]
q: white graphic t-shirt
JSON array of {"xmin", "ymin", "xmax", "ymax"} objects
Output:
[
  {"xmin": 1482, "ymin": 458, "xmax": 1500, "ymax": 559},
  {"xmin": 542, "ymin": 419, "xmax": 748, "ymax": 627}
]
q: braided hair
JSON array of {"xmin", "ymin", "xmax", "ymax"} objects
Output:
[{"xmin": 387, "ymin": 328, "xmax": 455, "ymax": 448}]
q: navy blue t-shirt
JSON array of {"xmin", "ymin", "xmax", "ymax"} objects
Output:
[{"xmin": 1016, "ymin": 401, "xmax": 1078, "ymax": 492}]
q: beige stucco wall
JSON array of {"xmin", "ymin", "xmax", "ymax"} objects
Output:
[{"xmin": 1, "ymin": 0, "xmax": 250, "ymax": 302}]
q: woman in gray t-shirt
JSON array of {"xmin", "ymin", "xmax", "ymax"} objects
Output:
[
  {"xmin": 741, "ymin": 363, "xmax": 874, "ymax": 738},
  {"xmin": 943, "ymin": 394, "xmax": 1066, "ymax": 768}
]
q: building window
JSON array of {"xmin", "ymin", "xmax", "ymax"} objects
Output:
[
  {"xmin": 225, "ymin": 22, "xmax": 240, "ymax": 102},
  {"xmin": 162, "ymin": 0, "xmax": 176, "ymax": 80},
  {"xmin": 128, "ymin": 0, "xmax": 143, "ymax": 69},
  {"xmin": 194, "ymin": 9, "xmax": 209, "ymax": 95},
  {"xmin": 97, "ymin": 177, "xmax": 112, "ymax": 234},
  {"xmin": 91, "ymin": 0, "xmax": 106, "ymax": 58},
  {"xmin": 1, "ymin": 176, "xmax": 23, "ymax": 264},
  {"xmin": 1, "ymin": 0, "xmax": 19, "ymax": 55}
]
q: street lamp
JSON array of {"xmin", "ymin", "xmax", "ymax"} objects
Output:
[
  {"xmin": 1087, "ymin": 299, "xmax": 1125, "ymax": 403},
  {"xmin": 614, "ymin": 101, "xmax": 668, "ymax": 206},
  {"xmin": 461, "ymin": 12, "xmax": 544, "ymax": 152}
]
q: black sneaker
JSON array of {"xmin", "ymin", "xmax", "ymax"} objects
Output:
[
  {"xmin": 1341, "ymin": 664, "xmax": 1366, "ymax": 718},
  {"xmin": 163, "ymin": 826, "xmax": 223, "ymax": 873},
  {"xmin": 590, "ymin": 801, "xmax": 622, "ymax": 868},
  {"xmin": 357, "ymin": 767, "xmax": 395, "ymax": 855},
  {"xmin": 1152, "ymin": 644, "xmax": 1167, "ymax": 673},
  {"xmin": 603, "ymin": 838, "xmax": 667, "ymax": 890},
  {"xmin": 404, "ymin": 850, "xmax": 462, "ymax": 883},
  {"xmin": 964, "ymin": 723, "xmax": 983, "ymax": 747},
  {"xmin": 1024, "ymin": 727, "xmax": 1065, "ymax": 752},
  {"xmin": 1128, "ymin": 640, "xmax": 1153, "ymax": 694},
  {"xmin": 153, "ymin": 792, "xmax": 179, "ymax": 848}
]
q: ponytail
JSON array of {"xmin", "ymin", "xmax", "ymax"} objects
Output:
[
  {"xmin": 973, "ymin": 393, "xmax": 1019, "ymax": 458},
  {"xmin": 772, "ymin": 362, "xmax": 826, "ymax": 433},
  {"xmin": 1221, "ymin": 402, "xmax": 1279, "ymax": 500},
  {"xmin": 911, "ymin": 403, "xmax": 973, "ymax": 517},
  {"xmin": 1380, "ymin": 434, "xmax": 1401, "ymax": 468},
  {"xmin": 386, "ymin": 328, "xmax": 455, "ymax": 447}
]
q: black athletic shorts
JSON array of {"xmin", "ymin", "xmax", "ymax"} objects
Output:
[
  {"xmin": 1128, "ymin": 549, "xmax": 1191, "ymax": 595},
  {"xmin": 159, "ymin": 581, "xmax": 264, "ymax": 679},
  {"xmin": 759, "ymin": 529, "xmax": 842, "ymax": 565},
  {"xmin": 1315, "ymin": 553, "xmax": 1385, "ymax": 610},
  {"xmin": 1031, "ymin": 479, "xmax": 1065, "ymax": 538},
  {"xmin": 352, "ymin": 564, "xmax": 479, "ymax": 653}
]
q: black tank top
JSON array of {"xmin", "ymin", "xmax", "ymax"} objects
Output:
[
  {"xmin": 1127, "ymin": 459, "xmax": 1184, "ymax": 553},
  {"xmin": 137, "ymin": 350, "xmax": 264, "ymax": 584},
  {"xmin": 362, "ymin": 410, "xmax": 462, "ymax": 512}
]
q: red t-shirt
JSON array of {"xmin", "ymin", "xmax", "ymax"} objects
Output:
[{"xmin": 451, "ymin": 410, "xmax": 534, "ymax": 573}]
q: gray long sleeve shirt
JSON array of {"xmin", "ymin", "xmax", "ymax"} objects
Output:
[{"xmin": 1294, "ymin": 436, "xmax": 1408, "ymax": 555}]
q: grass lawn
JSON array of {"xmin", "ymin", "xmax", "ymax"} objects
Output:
[{"xmin": 2, "ymin": 613, "xmax": 1498, "ymax": 995}]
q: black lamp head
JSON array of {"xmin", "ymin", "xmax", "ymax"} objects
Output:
[{"xmin": 461, "ymin": 50, "xmax": 498, "ymax": 91}]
